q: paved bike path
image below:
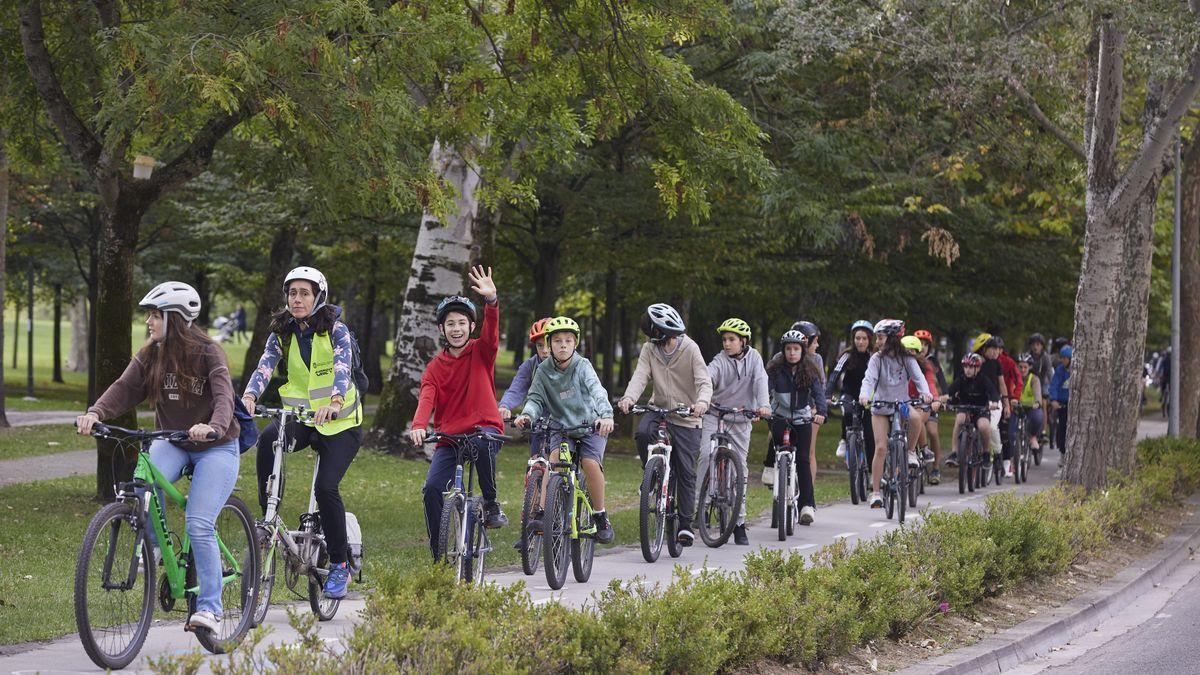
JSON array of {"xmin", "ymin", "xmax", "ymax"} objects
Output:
[{"xmin": 0, "ymin": 420, "xmax": 1167, "ymax": 673}]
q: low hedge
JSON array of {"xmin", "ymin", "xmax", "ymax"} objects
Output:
[{"xmin": 163, "ymin": 437, "xmax": 1200, "ymax": 674}]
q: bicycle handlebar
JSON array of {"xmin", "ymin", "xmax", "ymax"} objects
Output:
[
  {"xmin": 526, "ymin": 417, "xmax": 597, "ymax": 435},
  {"xmin": 943, "ymin": 403, "xmax": 994, "ymax": 414},
  {"xmin": 870, "ymin": 398, "xmax": 932, "ymax": 410},
  {"xmin": 708, "ymin": 403, "xmax": 760, "ymax": 420},
  {"xmin": 629, "ymin": 404, "xmax": 694, "ymax": 418},
  {"xmin": 91, "ymin": 423, "xmax": 216, "ymax": 443},
  {"xmin": 423, "ymin": 427, "xmax": 514, "ymax": 445},
  {"xmin": 252, "ymin": 406, "xmax": 330, "ymax": 421}
]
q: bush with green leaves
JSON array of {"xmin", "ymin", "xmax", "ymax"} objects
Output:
[{"xmin": 155, "ymin": 439, "xmax": 1200, "ymax": 674}]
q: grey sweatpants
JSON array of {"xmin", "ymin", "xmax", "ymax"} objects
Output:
[{"xmin": 695, "ymin": 415, "xmax": 751, "ymax": 525}]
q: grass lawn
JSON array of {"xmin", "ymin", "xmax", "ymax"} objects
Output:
[{"xmin": 0, "ymin": 425, "xmax": 91, "ymax": 461}]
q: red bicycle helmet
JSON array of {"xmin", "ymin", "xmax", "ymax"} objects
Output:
[
  {"xmin": 961, "ymin": 353, "xmax": 984, "ymax": 367},
  {"xmin": 528, "ymin": 317, "xmax": 552, "ymax": 344},
  {"xmin": 914, "ymin": 329, "xmax": 933, "ymax": 343}
]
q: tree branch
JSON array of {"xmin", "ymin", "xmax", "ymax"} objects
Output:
[
  {"xmin": 1006, "ymin": 75, "xmax": 1085, "ymax": 162},
  {"xmin": 18, "ymin": 0, "xmax": 103, "ymax": 172},
  {"xmin": 147, "ymin": 101, "xmax": 257, "ymax": 198}
]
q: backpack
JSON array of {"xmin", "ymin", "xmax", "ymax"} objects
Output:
[{"xmin": 233, "ymin": 396, "xmax": 259, "ymax": 454}]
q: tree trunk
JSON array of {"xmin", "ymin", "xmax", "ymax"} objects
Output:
[
  {"xmin": 87, "ymin": 249, "xmax": 98, "ymax": 403},
  {"xmin": 67, "ymin": 294, "xmax": 88, "ymax": 372},
  {"xmin": 0, "ymin": 128, "xmax": 9, "ymax": 427},
  {"xmin": 11, "ymin": 298, "xmax": 18, "ymax": 371},
  {"xmin": 1179, "ymin": 131, "xmax": 1200, "ymax": 438},
  {"xmin": 368, "ymin": 140, "xmax": 488, "ymax": 456},
  {"xmin": 94, "ymin": 202, "xmax": 143, "ymax": 500},
  {"xmin": 240, "ymin": 225, "xmax": 296, "ymax": 385},
  {"xmin": 193, "ymin": 267, "xmax": 211, "ymax": 327},
  {"xmin": 52, "ymin": 283, "xmax": 63, "ymax": 383},
  {"xmin": 619, "ymin": 307, "xmax": 632, "ymax": 387},
  {"xmin": 602, "ymin": 269, "xmax": 617, "ymax": 391}
]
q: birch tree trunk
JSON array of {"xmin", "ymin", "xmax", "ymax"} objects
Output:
[
  {"xmin": 1178, "ymin": 132, "xmax": 1200, "ymax": 438},
  {"xmin": 367, "ymin": 140, "xmax": 487, "ymax": 456},
  {"xmin": 66, "ymin": 295, "xmax": 88, "ymax": 372}
]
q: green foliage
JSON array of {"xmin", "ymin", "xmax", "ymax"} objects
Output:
[{"xmin": 153, "ymin": 438, "xmax": 1200, "ymax": 674}]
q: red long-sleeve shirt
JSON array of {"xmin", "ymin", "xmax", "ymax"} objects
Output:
[
  {"xmin": 999, "ymin": 351, "xmax": 1023, "ymax": 400},
  {"xmin": 412, "ymin": 302, "xmax": 503, "ymax": 434}
]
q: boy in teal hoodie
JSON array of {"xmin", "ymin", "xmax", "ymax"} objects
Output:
[{"xmin": 515, "ymin": 316, "xmax": 615, "ymax": 543}]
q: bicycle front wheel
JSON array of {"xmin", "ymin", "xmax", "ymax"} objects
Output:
[
  {"xmin": 251, "ymin": 524, "xmax": 276, "ymax": 627},
  {"xmin": 775, "ymin": 454, "xmax": 791, "ymax": 541},
  {"xmin": 639, "ymin": 457, "xmax": 666, "ymax": 563},
  {"xmin": 699, "ymin": 447, "xmax": 742, "ymax": 548},
  {"xmin": 520, "ymin": 465, "xmax": 545, "ymax": 576},
  {"xmin": 196, "ymin": 495, "xmax": 259, "ymax": 654},
  {"xmin": 847, "ymin": 437, "xmax": 861, "ymax": 505},
  {"xmin": 74, "ymin": 501, "xmax": 155, "ymax": 671},
  {"xmin": 543, "ymin": 474, "xmax": 571, "ymax": 590},
  {"xmin": 438, "ymin": 493, "xmax": 467, "ymax": 581}
]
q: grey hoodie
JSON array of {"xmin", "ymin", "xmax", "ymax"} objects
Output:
[
  {"xmin": 861, "ymin": 352, "xmax": 930, "ymax": 404},
  {"xmin": 706, "ymin": 347, "xmax": 769, "ymax": 424}
]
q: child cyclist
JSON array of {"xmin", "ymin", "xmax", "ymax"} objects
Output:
[
  {"xmin": 1013, "ymin": 353, "xmax": 1046, "ymax": 455},
  {"xmin": 903, "ymin": 334, "xmax": 943, "ymax": 484},
  {"xmin": 617, "ymin": 303, "xmax": 713, "ymax": 547},
  {"xmin": 766, "ymin": 329, "xmax": 827, "ymax": 525},
  {"xmin": 859, "ymin": 319, "xmax": 932, "ymax": 509},
  {"xmin": 829, "ymin": 320, "xmax": 877, "ymax": 467},
  {"xmin": 409, "ymin": 266, "xmax": 509, "ymax": 561},
  {"xmin": 498, "ymin": 317, "xmax": 552, "ymax": 427},
  {"xmin": 940, "ymin": 353, "xmax": 1000, "ymax": 463},
  {"xmin": 514, "ymin": 317, "xmax": 616, "ymax": 544},
  {"xmin": 699, "ymin": 318, "xmax": 770, "ymax": 545}
]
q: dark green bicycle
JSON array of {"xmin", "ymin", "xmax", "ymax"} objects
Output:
[{"xmin": 74, "ymin": 424, "xmax": 259, "ymax": 670}]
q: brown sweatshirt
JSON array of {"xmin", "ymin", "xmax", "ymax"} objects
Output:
[
  {"xmin": 621, "ymin": 336, "xmax": 713, "ymax": 429},
  {"xmin": 88, "ymin": 341, "xmax": 237, "ymax": 450}
]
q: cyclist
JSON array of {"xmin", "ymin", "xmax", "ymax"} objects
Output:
[
  {"xmin": 903, "ymin": 334, "xmax": 943, "ymax": 484},
  {"xmin": 242, "ymin": 266, "xmax": 363, "ymax": 599},
  {"xmin": 1028, "ymin": 334, "xmax": 1053, "ymax": 446},
  {"xmin": 700, "ymin": 318, "xmax": 770, "ymax": 545},
  {"xmin": 617, "ymin": 303, "xmax": 712, "ymax": 547},
  {"xmin": 972, "ymin": 333, "xmax": 1009, "ymax": 476},
  {"xmin": 408, "ymin": 266, "xmax": 509, "ymax": 561},
  {"xmin": 859, "ymin": 319, "xmax": 931, "ymax": 509},
  {"xmin": 939, "ymin": 353, "xmax": 999, "ymax": 468},
  {"xmin": 1013, "ymin": 353, "xmax": 1046, "ymax": 456},
  {"xmin": 1049, "ymin": 345, "xmax": 1072, "ymax": 462},
  {"xmin": 766, "ymin": 329, "xmax": 827, "ymax": 525},
  {"xmin": 77, "ymin": 282, "xmax": 239, "ymax": 632},
  {"xmin": 830, "ymin": 320, "xmax": 877, "ymax": 468},
  {"xmin": 994, "ymin": 336, "xmax": 1024, "ymax": 477},
  {"xmin": 499, "ymin": 316, "xmax": 553, "ymax": 452},
  {"xmin": 514, "ymin": 316, "xmax": 616, "ymax": 544},
  {"xmin": 793, "ymin": 320, "xmax": 824, "ymax": 492},
  {"xmin": 913, "ymin": 330, "xmax": 946, "ymax": 478}
]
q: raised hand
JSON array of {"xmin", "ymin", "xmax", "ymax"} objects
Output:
[{"xmin": 468, "ymin": 265, "xmax": 497, "ymax": 303}]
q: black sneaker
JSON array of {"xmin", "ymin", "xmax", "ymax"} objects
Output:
[
  {"xmin": 733, "ymin": 524, "xmax": 749, "ymax": 545},
  {"xmin": 677, "ymin": 527, "xmax": 694, "ymax": 547},
  {"xmin": 945, "ymin": 451, "xmax": 959, "ymax": 467},
  {"xmin": 594, "ymin": 512, "xmax": 614, "ymax": 544},
  {"xmin": 484, "ymin": 501, "xmax": 508, "ymax": 529}
]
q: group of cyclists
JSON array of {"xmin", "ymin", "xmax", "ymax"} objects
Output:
[{"xmin": 74, "ymin": 262, "xmax": 1076, "ymax": 643}]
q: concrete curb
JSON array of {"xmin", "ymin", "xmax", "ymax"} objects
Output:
[{"xmin": 899, "ymin": 495, "xmax": 1200, "ymax": 675}]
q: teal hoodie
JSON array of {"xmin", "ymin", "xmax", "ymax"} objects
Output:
[{"xmin": 522, "ymin": 353, "xmax": 613, "ymax": 438}]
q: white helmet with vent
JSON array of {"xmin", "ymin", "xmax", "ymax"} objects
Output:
[
  {"xmin": 283, "ymin": 266, "xmax": 329, "ymax": 316},
  {"xmin": 139, "ymin": 282, "xmax": 202, "ymax": 326}
]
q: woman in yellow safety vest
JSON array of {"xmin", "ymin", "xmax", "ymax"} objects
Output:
[{"xmin": 241, "ymin": 266, "xmax": 361, "ymax": 600}]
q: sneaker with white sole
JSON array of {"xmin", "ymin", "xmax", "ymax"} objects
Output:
[
  {"xmin": 869, "ymin": 492, "xmax": 883, "ymax": 508},
  {"xmin": 1003, "ymin": 459, "xmax": 1014, "ymax": 477},
  {"xmin": 907, "ymin": 451, "xmax": 920, "ymax": 468},
  {"xmin": 945, "ymin": 451, "xmax": 959, "ymax": 467},
  {"xmin": 799, "ymin": 505, "xmax": 815, "ymax": 525},
  {"xmin": 835, "ymin": 440, "xmax": 847, "ymax": 459},
  {"xmin": 677, "ymin": 527, "xmax": 694, "ymax": 547},
  {"xmin": 187, "ymin": 610, "xmax": 220, "ymax": 632},
  {"xmin": 762, "ymin": 466, "xmax": 775, "ymax": 487}
]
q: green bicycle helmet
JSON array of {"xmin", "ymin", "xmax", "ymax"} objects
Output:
[
  {"xmin": 543, "ymin": 316, "xmax": 580, "ymax": 338},
  {"xmin": 900, "ymin": 335, "xmax": 922, "ymax": 351},
  {"xmin": 716, "ymin": 317, "xmax": 752, "ymax": 338}
]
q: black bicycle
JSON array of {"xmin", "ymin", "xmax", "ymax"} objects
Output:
[
  {"xmin": 830, "ymin": 397, "xmax": 869, "ymax": 505},
  {"xmin": 1012, "ymin": 404, "xmax": 1032, "ymax": 483},
  {"xmin": 423, "ymin": 428, "xmax": 512, "ymax": 583},
  {"xmin": 872, "ymin": 400, "xmax": 923, "ymax": 524},
  {"xmin": 946, "ymin": 404, "xmax": 990, "ymax": 494}
]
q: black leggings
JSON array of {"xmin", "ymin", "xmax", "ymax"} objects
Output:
[
  {"xmin": 1055, "ymin": 403, "xmax": 1069, "ymax": 454},
  {"xmin": 840, "ymin": 407, "xmax": 878, "ymax": 465},
  {"xmin": 256, "ymin": 422, "xmax": 361, "ymax": 564},
  {"xmin": 766, "ymin": 419, "xmax": 815, "ymax": 509}
]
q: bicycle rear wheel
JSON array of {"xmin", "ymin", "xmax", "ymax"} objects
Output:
[
  {"xmin": 471, "ymin": 503, "xmax": 488, "ymax": 585},
  {"xmin": 847, "ymin": 436, "xmax": 861, "ymax": 505},
  {"xmin": 897, "ymin": 453, "xmax": 908, "ymax": 524},
  {"xmin": 306, "ymin": 534, "xmax": 340, "ymax": 620},
  {"xmin": 251, "ymin": 525, "xmax": 276, "ymax": 627},
  {"xmin": 544, "ymin": 474, "xmax": 571, "ymax": 589},
  {"xmin": 571, "ymin": 473, "xmax": 595, "ymax": 583},
  {"xmin": 957, "ymin": 428, "xmax": 969, "ymax": 495},
  {"xmin": 520, "ymin": 465, "xmax": 545, "ymax": 576},
  {"xmin": 196, "ymin": 495, "xmax": 259, "ymax": 654},
  {"xmin": 639, "ymin": 457, "xmax": 666, "ymax": 563},
  {"xmin": 666, "ymin": 486, "xmax": 684, "ymax": 559},
  {"xmin": 74, "ymin": 501, "xmax": 154, "ymax": 671},
  {"xmin": 699, "ymin": 447, "xmax": 741, "ymax": 548}
]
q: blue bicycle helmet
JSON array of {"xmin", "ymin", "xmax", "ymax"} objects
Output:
[
  {"xmin": 436, "ymin": 295, "xmax": 477, "ymax": 324},
  {"xmin": 850, "ymin": 319, "xmax": 873, "ymax": 334}
]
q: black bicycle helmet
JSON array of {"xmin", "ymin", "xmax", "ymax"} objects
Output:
[
  {"xmin": 792, "ymin": 320, "xmax": 820, "ymax": 339},
  {"xmin": 436, "ymin": 295, "xmax": 477, "ymax": 324},
  {"xmin": 1028, "ymin": 332, "xmax": 1045, "ymax": 346}
]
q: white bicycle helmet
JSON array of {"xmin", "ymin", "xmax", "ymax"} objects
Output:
[
  {"xmin": 139, "ymin": 282, "xmax": 201, "ymax": 327},
  {"xmin": 283, "ymin": 266, "xmax": 328, "ymax": 316},
  {"xmin": 780, "ymin": 329, "xmax": 807, "ymax": 346},
  {"xmin": 641, "ymin": 303, "xmax": 686, "ymax": 343},
  {"xmin": 873, "ymin": 318, "xmax": 905, "ymax": 336}
]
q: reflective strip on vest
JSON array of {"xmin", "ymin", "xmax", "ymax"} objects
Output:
[{"xmin": 276, "ymin": 332, "xmax": 361, "ymax": 435}]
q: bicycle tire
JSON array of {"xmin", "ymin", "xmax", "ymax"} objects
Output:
[
  {"xmin": 471, "ymin": 502, "xmax": 488, "ymax": 585},
  {"xmin": 75, "ymin": 501, "xmax": 155, "ymax": 670},
  {"xmin": 847, "ymin": 437, "xmax": 861, "ymax": 505},
  {"xmin": 957, "ymin": 428, "xmax": 970, "ymax": 494},
  {"xmin": 993, "ymin": 451, "xmax": 1004, "ymax": 486},
  {"xmin": 775, "ymin": 453, "xmax": 791, "ymax": 541},
  {"xmin": 908, "ymin": 463, "xmax": 919, "ymax": 508},
  {"xmin": 897, "ymin": 451, "xmax": 908, "ymax": 524},
  {"xmin": 699, "ymin": 448, "xmax": 742, "ymax": 548},
  {"xmin": 196, "ymin": 495, "xmax": 259, "ymax": 654},
  {"xmin": 438, "ymin": 492, "xmax": 466, "ymax": 577},
  {"xmin": 306, "ymin": 534, "xmax": 340, "ymax": 620},
  {"xmin": 666, "ymin": 485, "xmax": 684, "ymax": 559},
  {"xmin": 639, "ymin": 457, "xmax": 666, "ymax": 563},
  {"xmin": 856, "ymin": 449, "xmax": 870, "ymax": 503},
  {"xmin": 571, "ymin": 472, "xmax": 594, "ymax": 582},
  {"xmin": 543, "ymin": 474, "xmax": 571, "ymax": 589},
  {"xmin": 251, "ymin": 525, "xmax": 276, "ymax": 627},
  {"xmin": 520, "ymin": 465, "xmax": 545, "ymax": 576}
]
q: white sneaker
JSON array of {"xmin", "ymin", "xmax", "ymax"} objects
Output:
[
  {"xmin": 762, "ymin": 467, "xmax": 775, "ymax": 487},
  {"xmin": 907, "ymin": 451, "xmax": 920, "ymax": 468},
  {"xmin": 187, "ymin": 610, "xmax": 220, "ymax": 632},
  {"xmin": 800, "ymin": 506, "xmax": 815, "ymax": 525},
  {"xmin": 835, "ymin": 440, "xmax": 847, "ymax": 459},
  {"xmin": 869, "ymin": 492, "xmax": 883, "ymax": 508},
  {"xmin": 1003, "ymin": 460, "xmax": 1013, "ymax": 477}
]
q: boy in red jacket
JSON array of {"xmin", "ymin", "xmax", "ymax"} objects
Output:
[{"xmin": 409, "ymin": 266, "xmax": 508, "ymax": 560}]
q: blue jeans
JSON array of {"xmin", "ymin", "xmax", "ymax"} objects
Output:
[
  {"xmin": 422, "ymin": 429, "xmax": 501, "ymax": 559},
  {"xmin": 149, "ymin": 439, "xmax": 240, "ymax": 617}
]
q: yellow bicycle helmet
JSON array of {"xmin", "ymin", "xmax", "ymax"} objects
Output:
[
  {"xmin": 716, "ymin": 317, "xmax": 752, "ymax": 338},
  {"xmin": 972, "ymin": 332, "xmax": 994, "ymax": 353},
  {"xmin": 544, "ymin": 316, "xmax": 580, "ymax": 338},
  {"xmin": 900, "ymin": 335, "xmax": 922, "ymax": 352}
]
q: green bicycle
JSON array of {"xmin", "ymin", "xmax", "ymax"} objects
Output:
[
  {"xmin": 74, "ymin": 424, "xmax": 259, "ymax": 670},
  {"xmin": 532, "ymin": 417, "xmax": 602, "ymax": 590}
]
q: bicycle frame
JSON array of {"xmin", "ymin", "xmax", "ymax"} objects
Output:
[
  {"xmin": 546, "ymin": 430, "xmax": 598, "ymax": 541},
  {"xmin": 648, "ymin": 419, "xmax": 674, "ymax": 515},
  {"xmin": 773, "ymin": 428, "xmax": 797, "ymax": 514}
]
